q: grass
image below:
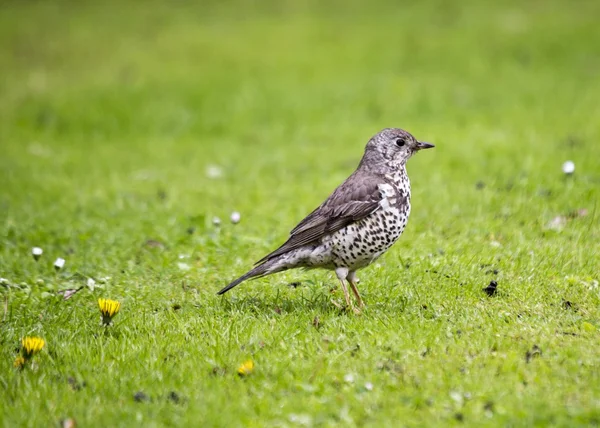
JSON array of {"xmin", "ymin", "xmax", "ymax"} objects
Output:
[{"xmin": 1, "ymin": 0, "xmax": 599, "ymax": 426}]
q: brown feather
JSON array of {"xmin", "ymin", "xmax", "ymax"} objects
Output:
[{"xmin": 254, "ymin": 172, "xmax": 383, "ymax": 265}]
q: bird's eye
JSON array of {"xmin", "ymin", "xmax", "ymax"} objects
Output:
[{"xmin": 395, "ymin": 139, "xmax": 405, "ymax": 147}]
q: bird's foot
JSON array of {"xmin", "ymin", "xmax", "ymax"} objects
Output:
[
  {"xmin": 330, "ymin": 298, "xmax": 343, "ymax": 310},
  {"xmin": 330, "ymin": 299, "xmax": 361, "ymax": 315}
]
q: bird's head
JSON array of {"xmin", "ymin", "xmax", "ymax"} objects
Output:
[{"xmin": 361, "ymin": 128, "xmax": 434, "ymax": 171}]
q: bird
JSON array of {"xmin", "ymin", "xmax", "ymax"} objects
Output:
[{"xmin": 217, "ymin": 128, "xmax": 434, "ymax": 312}]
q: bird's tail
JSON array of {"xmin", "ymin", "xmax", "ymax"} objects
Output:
[{"xmin": 217, "ymin": 258, "xmax": 282, "ymax": 295}]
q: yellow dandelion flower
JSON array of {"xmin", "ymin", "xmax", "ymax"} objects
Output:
[
  {"xmin": 16, "ymin": 337, "xmax": 45, "ymax": 368},
  {"xmin": 14, "ymin": 356, "xmax": 26, "ymax": 369},
  {"xmin": 98, "ymin": 298, "xmax": 121, "ymax": 325},
  {"xmin": 21, "ymin": 336, "xmax": 45, "ymax": 358},
  {"xmin": 237, "ymin": 360, "xmax": 254, "ymax": 377}
]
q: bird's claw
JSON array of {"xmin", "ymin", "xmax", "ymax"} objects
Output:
[
  {"xmin": 330, "ymin": 299, "xmax": 361, "ymax": 315},
  {"xmin": 330, "ymin": 298, "xmax": 343, "ymax": 310}
]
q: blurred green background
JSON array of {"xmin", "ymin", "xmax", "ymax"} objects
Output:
[{"xmin": 1, "ymin": 0, "xmax": 599, "ymax": 426}]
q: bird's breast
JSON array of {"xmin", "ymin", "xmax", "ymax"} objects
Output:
[{"xmin": 379, "ymin": 175, "xmax": 410, "ymax": 211}]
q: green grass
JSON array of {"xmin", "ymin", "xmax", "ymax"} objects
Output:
[{"xmin": 1, "ymin": 0, "xmax": 599, "ymax": 426}]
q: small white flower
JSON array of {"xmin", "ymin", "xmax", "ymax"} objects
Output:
[
  {"xmin": 562, "ymin": 160, "xmax": 575, "ymax": 175},
  {"xmin": 450, "ymin": 391, "xmax": 464, "ymax": 404},
  {"xmin": 54, "ymin": 258, "xmax": 65, "ymax": 270},
  {"xmin": 212, "ymin": 216, "xmax": 221, "ymax": 226},
  {"xmin": 288, "ymin": 414, "xmax": 312, "ymax": 426},
  {"xmin": 177, "ymin": 262, "xmax": 191, "ymax": 271},
  {"xmin": 343, "ymin": 373, "xmax": 355, "ymax": 383},
  {"xmin": 0, "ymin": 278, "xmax": 9, "ymax": 285},
  {"xmin": 365, "ymin": 382, "xmax": 374, "ymax": 391},
  {"xmin": 205, "ymin": 164, "xmax": 223, "ymax": 179},
  {"xmin": 230, "ymin": 211, "xmax": 241, "ymax": 224},
  {"xmin": 86, "ymin": 278, "xmax": 96, "ymax": 290},
  {"xmin": 547, "ymin": 216, "xmax": 567, "ymax": 231},
  {"xmin": 32, "ymin": 247, "xmax": 43, "ymax": 260}
]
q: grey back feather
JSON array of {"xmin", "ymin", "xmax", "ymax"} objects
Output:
[{"xmin": 254, "ymin": 172, "xmax": 383, "ymax": 265}]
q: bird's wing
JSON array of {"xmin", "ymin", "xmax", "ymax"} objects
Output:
[{"xmin": 254, "ymin": 173, "xmax": 383, "ymax": 265}]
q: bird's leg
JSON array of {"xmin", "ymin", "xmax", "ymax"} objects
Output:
[
  {"xmin": 348, "ymin": 271, "xmax": 365, "ymax": 308},
  {"xmin": 338, "ymin": 278, "xmax": 352, "ymax": 308},
  {"xmin": 333, "ymin": 267, "xmax": 354, "ymax": 311}
]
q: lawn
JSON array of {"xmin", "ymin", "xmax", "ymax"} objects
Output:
[{"xmin": 1, "ymin": 0, "xmax": 599, "ymax": 426}]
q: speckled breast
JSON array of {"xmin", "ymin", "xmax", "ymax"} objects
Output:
[{"xmin": 330, "ymin": 176, "xmax": 411, "ymax": 269}]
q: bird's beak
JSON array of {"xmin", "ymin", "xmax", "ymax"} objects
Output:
[{"xmin": 416, "ymin": 141, "xmax": 435, "ymax": 150}]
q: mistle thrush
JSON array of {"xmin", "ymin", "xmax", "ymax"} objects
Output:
[{"xmin": 218, "ymin": 128, "xmax": 434, "ymax": 311}]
